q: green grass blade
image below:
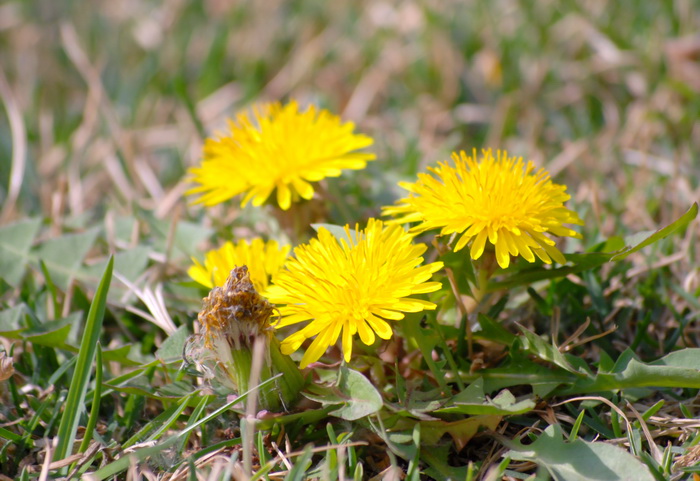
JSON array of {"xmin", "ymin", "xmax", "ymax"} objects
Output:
[
  {"xmin": 122, "ymin": 401, "xmax": 185, "ymax": 449},
  {"xmin": 145, "ymin": 393, "xmax": 193, "ymax": 442},
  {"xmin": 569, "ymin": 410, "xmax": 586, "ymax": 441},
  {"xmin": 89, "ymin": 374, "xmax": 281, "ymax": 480},
  {"xmin": 39, "ymin": 259, "xmax": 60, "ymax": 317},
  {"xmin": 178, "ymin": 373, "xmax": 283, "ymax": 439},
  {"xmin": 610, "ymin": 202, "xmax": 698, "ymax": 262},
  {"xmin": 89, "ymin": 436, "xmax": 180, "ymax": 479},
  {"xmin": 284, "ymin": 444, "xmax": 314, "ymax": 481},
  {"xmin": 250, "ymin": 462, "xmax": 276, "ymax": 481},
  {"xmin": 53, "ymin": 256, "xmax": 113, "ymax": 463},
  {"xmin": 78, "ymin": 343, "xmax": 103, "ymax": 454},
  {"xmin": 178, "ymin": 394, "xmax": 211, "ymax": 452},
  {"xmin": 0, "ymin": 427, "xmax": 22, "ymax": 443}
]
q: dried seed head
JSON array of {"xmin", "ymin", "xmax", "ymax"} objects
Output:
[
  {"xmin": 184, "ymin": 265, "xmax": 304, "ymax": 411},
  {"xmin": 198, "ymin": 266, "xmax": 274, "ymax": 350}
]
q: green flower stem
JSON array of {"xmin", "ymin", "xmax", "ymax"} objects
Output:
[
  {"xmin": 466, "ymin": 252, "xmax": 497, "ymax": 357},
  {"xmin": 196, "ymin": 267, "xmax": 304, "ymax": 412},
  {"xmin": 269, "ymin": 336, "xmax": 306, "ymax": 409},
  {"xmin": 229, "ymin": 345, "xmax": 253, "ymax": 395},
  {"xmin": 228, "ymin": 336, "xmax": 301, "ymax": 412}
]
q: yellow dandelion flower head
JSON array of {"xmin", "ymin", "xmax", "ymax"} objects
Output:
[
  {"xmin": 186, "ymin": 100, "xmax": 376, "ymax": 210},
  {"xmin": 383, "ymin": 148, "xmax": 584, "ymax": 269},
  {"xmin": 188, "ymin": 238, "xmax": 291, "ymax": 295},
  {"xmin": 266, "ymin": 218, "xmax": 444, "ymax": 368}
]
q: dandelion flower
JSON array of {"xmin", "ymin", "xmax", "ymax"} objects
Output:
[
  {"xmin": 383, "ymin": 148, "xmax": 583, "ymax": 269},
  {"xmin": 187, "ymin": 100, "xmax": 375, "ymax": 210},
  {"xmin": 188, "ymin": 238, "xmax": 290, "ymax": 295},
  {"xmin": 267, "ymin": 219, "xmax": 444, "ymax": 368}
]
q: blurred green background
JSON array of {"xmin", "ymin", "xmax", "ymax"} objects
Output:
[
  {"xmin": 2, "ymin": 0, "xmax": 699, "ymax": 226},
  {"xmin": 1, "ymin": 2, "xmax": 700, "ymax": 477},
  {"xmin": 0, "ymin": 0, "xmax": 699, "ymax": 308}
]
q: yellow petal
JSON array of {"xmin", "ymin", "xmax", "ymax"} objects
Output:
[
  {"xmin": 356, "ymin": 319, "xmax": 375, "ymax": 345},
  {"xmin": 470, "ymin": 229, "xmax": 488, "ymax": 260},
  {"xmin": 366, "ymin": 314, "xmax": 393, "ymax": 339},
  {"xmin": 495, "ymin": 234, "xmax": 510, "ymax": 269},
  {"xmin": 277, "ymin": 183, "xmax": 292, "ymax": 210}
]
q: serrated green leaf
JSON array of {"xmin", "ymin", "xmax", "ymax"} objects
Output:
[
  {"xmin": 102, "ymin": 344, "xmax": 142, "ymax": 366},
  {"xmin": 156, "ymin": 324, "xmax": 188, "ymax": 362},
  {"xmin": 421, "ymin": 444, "xmax": 472, "ymax": 481},
  {"xmin": 34, "ymin": 228, "xmax": 100, "ymax": 290},
  {"xmin": 83, "ymin": 246, "xmax": 151, "ymax": 285},
  {"xmin": 650, "ymin": 348, "xmax": 700, "ymax": 368},
  {"xmin": 439, "ymin": 248, "xmax": 477, "ymax": 293},
  {"xmin": 304, "ymin": 366, "xmax": 382, "ymax": 421},
  {"xmin": 24, "ymin": 322, "xmax": 72, "ymax": 349},
  {"xmin": 158, "ymin": 381, "xmax": 197, "ymax": 398},
  {"xmin": 487, "ymin": 253, "xmax": 610, "ymax": 290},
  {"xmin": 103, "ymin": 377, "xmax": 177, "ymax": 400},
  {"xmin": 401, "ymin": 388, "xmax": 447, "ymax": 414},
  {"xmin": 402, "ymin": 314, "xmax": 450, "ymax": 393},
  {"xmin": 255, "ymin": 406, "xmax": 334, "ymax": 431},
  {"xmin": 565, "ymin": 348, "xmax": 700, "ymax": 394},
  {"xmin": 610, "ymin": 202, "xmax": 698, "ymax": 261},
  {"xmin": 421, "ymin": 415, "xmax": 501, "ymax": 450},
  {"xmin": 459, "ymin": 358, "xmax": 575, "ymax": 394},
  {"xmin": 475, "ymin": 313, "xmax": 517, "ymax": 345},
  {"xmin": 437, "ymin": 378, "xmax": 536, "ymax": 415},
  {"xmin": 505, "ymin": 424, "xmax": 654, "ymax": 481},
  {"xmin": 600, "ymin": 236, "xmax": 626, "ymax": 252},
  {"xmin": 145, "ymin": 214, "xmax": 213, "ymax": 259},
  {"xmin": 518, "ymin": 325, "xmax": 591, "ymax": 376},
  {"xmin": 0, "ymin": 218, "xmax": 42, "ymax": 285},
  {"xmin": 0, "ymin": 304, "xmax": 30, "ymax": 336},
  {"xmin": 489, "ymin": 203, "xmax": 698, "ymax": 291}
]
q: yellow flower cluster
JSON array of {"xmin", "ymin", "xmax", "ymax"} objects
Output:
[
  {"xmin": 188, "ymin": 101, "xmax": 583, "ymax": 368},
  {"xmin": 188, "ymin": 238, "xmax": 290, "ymax": 296},
  {"xmin": 267, "ymin": 219, "xmax": 444, "ymax": 368},
  {"xmin": 187, "ymin": 101, "xmax": 375, "ymax": 210},
  {"xmin": 384, "ymin": 148, "xmax": 583, "ymax": 269}
]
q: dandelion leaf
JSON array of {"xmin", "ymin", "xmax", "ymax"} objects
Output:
[
  {"xmin": 156, "ymin": 324, "xmax": 189, "ymax": 362},
  {"xmin": 304, "ymin": 366, "xmax": 382, "ymax": 421},
  {"xmin": 566, "ymin": 348, "xmax": 700, "ymax": 394},
  {"xmin": 506, "ymin": 424, "xmax": 654, "ymax": 481},
  {"xmin": 0, "ymin": 218, "xmax": 41, "ymax": 286},
  {"xmin": 489, "ymin": 202, "xmax": 698, "ymax": 290},
  {"xmin": 421, "ymin": 415, "xmax": 501, "ymax": 450},
  {"xmin": 436, "ymin": 378, "xmax": 536, "ymax": 415},
  {"xmin": 34, "ymin": 227, "xmax": 99, "ymax": 290}
]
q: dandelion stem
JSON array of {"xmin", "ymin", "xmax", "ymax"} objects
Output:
[{"xmin": 466, "ymin": 253, "xmax": 496, "ymax": 358}]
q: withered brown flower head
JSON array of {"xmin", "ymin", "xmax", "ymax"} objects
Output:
[
  {"xmin": 185, "ymin": 265, "xmax": 304, "ymax": 411},
  {"xmin": 198, "ymin": 266, "xmax": 274, "ymax": 349}
]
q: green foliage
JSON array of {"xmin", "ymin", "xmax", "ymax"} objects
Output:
[
  {"xmin": 0, "ymin": 218, "xmax": 41, "ymax": 285},
  {"xmin": 2, "ymin": 1, "xmax": 700, "ymax": 479},
  {"xmin": 436, "ymin": 378, "xmax": 536, "ymax": 416},
  {"xmin": 506, "ymin": 424, "xmax": 655, "ymax": 481},
  {"xmin": 490, "ymin": 203, "xmax": 698, "ymax": 291},
  {"xmin": 305, "ymin": 365, "xmax": 383, "ymax": 421},
  {"xmin": 34, "ymin": 228, "xmax": 100, "ymax": 291},
  {"xmin": 53, "ymin": 256, "xmax": 113, "ymax": 465}
]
